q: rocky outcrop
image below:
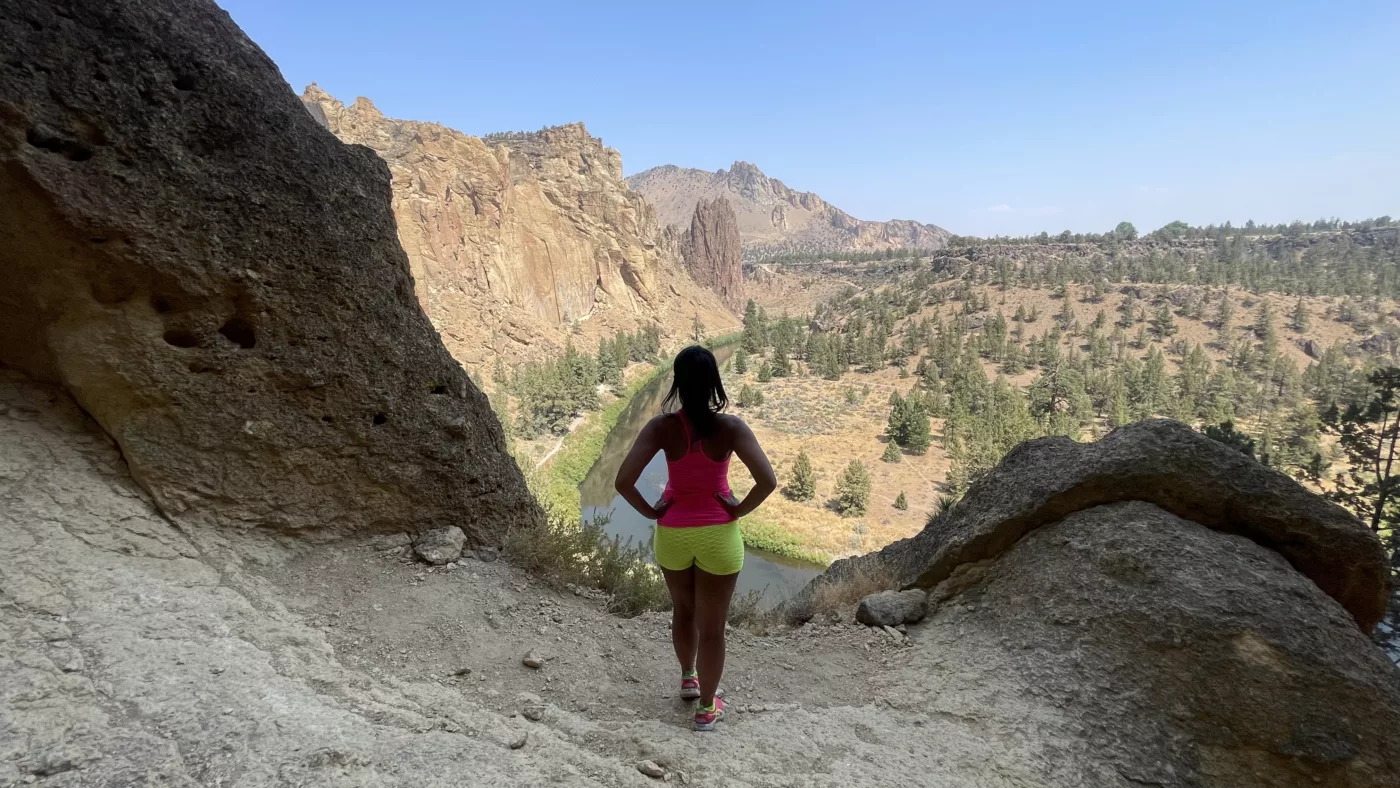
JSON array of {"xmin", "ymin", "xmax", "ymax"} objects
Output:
[
  {"xmin": 908, "ymin": 500, "xmax": 1400, "ymax": 786},
  {"xmin": 0, "ymin": 0, "xmax": 538, "ymax": 542},
  {"xmin": 793, "ymin": 419, "xmax": 1390, "ymax": 630},
  {"xmin": 627, "ymin": 162, "xmax": 950, "ymax": 262},
  {"xmin": 681, "ymin": 197, "xmax": 744, "ymax": 311},
  {"xmin": 300, "ymin": 88, "xmax": 738, "ymax": 370}
]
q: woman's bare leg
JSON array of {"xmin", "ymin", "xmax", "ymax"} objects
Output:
[
  {"xmin": 693, "ymin": 568, "xmax": 739, "ymax": 706},
  {"xmin": 661, "ymin": 566, "xmax": 698, "ymax": 672}
]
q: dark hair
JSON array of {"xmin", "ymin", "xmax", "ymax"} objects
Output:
[{"xmin": 662, "ymin": 345, "xmax": 727, "ymax": 438}]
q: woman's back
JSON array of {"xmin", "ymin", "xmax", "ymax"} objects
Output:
[{"xmin": 658, "ymin": 410, "xmax": 735, "ymax": 527}]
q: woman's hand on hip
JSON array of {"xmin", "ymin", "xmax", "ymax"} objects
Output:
[
  {"xmin": 714, "ymin": 492, "xmax": 742, "ymax": 519},
  {"xmin": 649, "ymin": 497, "xmax": 673, "ymax": 520}
]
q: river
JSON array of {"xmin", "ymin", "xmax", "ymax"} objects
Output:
[{"xmin": 579, "ymin": 349, "xmax": 824, "ymax": 609}]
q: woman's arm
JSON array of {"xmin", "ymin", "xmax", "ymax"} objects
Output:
[
  {"xmin": 614, "ymin": 417, "xmax": 672, "ymax": 520},
  {"xmin": 716, "ymin": 418, "xmax": 777, "ymax": 520}
]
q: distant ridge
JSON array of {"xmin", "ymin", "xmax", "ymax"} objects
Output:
[{"xmin": 626, "ymin": 161, "xmax": 949, "ymax": 262}]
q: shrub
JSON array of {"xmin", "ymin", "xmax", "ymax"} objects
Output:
[
  {"xmin": 737, "ymin": 384, "xmax": 764, "ymax": 408},
  {"xmin": 834, "ymin": 460, "xmax": 871, "ymax": 516},
  {"xmin": 787, "ymin": 448, "xmax": 816, "ymax": 501},
  {"xmin": 894, "ymin": 491, "xmax": 908, "ymax": 510},
  {"xmin": 881, "ymin": 441, "xmax": 902, "ymax": 463},
  {"xmin": 757, "ymin": 361, "xmax": 773, "ymax": 382}
]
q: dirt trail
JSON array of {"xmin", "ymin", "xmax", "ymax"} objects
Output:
[{"xmin": 0, "ymin": 370, "xmax": 1084, "ymax": 787}]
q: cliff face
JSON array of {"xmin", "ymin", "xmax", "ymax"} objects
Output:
[
  {"xmin": 681, "ymin": 197, "xmax": 744, "ymax": 311},
  {"xmin": 0, "ymin": 0, "xmax": 539, "ymax": 542},
  {"xmin": 627, "ymin": 161, "xmax": 951, "ymax": 262},
  {"xmin": 301, "ymin": 87, "xmax": 737, "ymax": 369}
]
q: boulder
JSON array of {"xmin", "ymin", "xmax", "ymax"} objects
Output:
[
  {"xmin": 855, "ymin": 589, "xmax": 927, "ymax": 627},
  {"xmin": 0, "ymin": 0, "xmax": 540, "ymax": 542},
  {"xmin": 1297, "ymin": 338, "xmax": 1323, "ymax": 359},
  {"xmin": 791, "ymin": 420, "xmax": 1390, "ymax": 631},
  {"xmin": 914, "ymin": 500, "xmax": 1400, "ymax": 785},
  {"xmin": 412, "ymin": 526, "xmax": 465, "ymax": 565}
]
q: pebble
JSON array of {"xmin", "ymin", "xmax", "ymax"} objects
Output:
[
  {"xmin": 453, "ymin": 667, "xmax": 473, "ymax": 676},
  {"xmin": 522, "ymin": 650, "xmax": 544, "ymax": 669},
  {"xmin": 510, "ymin": 733, "xmax": 528, "ymax": 749},
  {"xmin": 523, "ymin": 705, "xmax": 545, "ymax": 722},
  {"xmin": 637, "ymin": 760, "xmax": 666, "ymax": 779}
]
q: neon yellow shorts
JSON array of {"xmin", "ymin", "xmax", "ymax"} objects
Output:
[{"xmin": 653, "ymin": 523, "xmax": 744, "ymax": 576}]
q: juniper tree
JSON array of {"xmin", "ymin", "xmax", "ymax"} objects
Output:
[
  {"xmin": 788, "ymin": 448, "xmax": 816, "ymax": 501},
  {"xmin": 835, "ymin": 460, "xmax": 872, "ymax": 516}
]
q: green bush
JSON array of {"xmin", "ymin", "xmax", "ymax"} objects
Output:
[
  {"xmin": 835, "ymin": 460, "xmax": 871, "ymax": 516},
  {"xmin": 894, "ymin": 491, "xmax": 908, "ymax": 510},
  {"xmin": 787, "ymin": 448, "xmax": 817, "ymax": 501},
  {"xmin": 881, "ymin": 441, "xmax": 902, "ymax": 463},
  {"xmin": 737, "ymin": 384, "xmax": 764, "ymax": 407}
]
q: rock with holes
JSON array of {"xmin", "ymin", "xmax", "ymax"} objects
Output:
[
  {"xmin": 412, "ymin": 526, "xmax": 465, "ymax": 566},
  {"xmin": 790, "ymin": 420, "xmax": 1390, "ymax": 631},
  {"xmin": 0, "ymin": 0, "xmax": 540, "ymax": 543},
  {"xmin": 855, "ymin": 589, "xmax": 927, "ymax": 627}
]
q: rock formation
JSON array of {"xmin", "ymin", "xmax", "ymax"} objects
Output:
[
  {"xmin": 0, "ymin": 0, "xmax": 538, "ymax": 542},
  {"xmin": 300, "ymin": 88, "xmax": 739, "ymax": 370},
  {"xmin": 792, "ymin": 419, "xmax": 1400, "ymax": 785},
  {"xmin": 681, "ymin": 197, "xmax": 744, "ymax": 311},
  {"xmin": 626, "ymin": 161, "xmax": 950, "ymax": 262}
]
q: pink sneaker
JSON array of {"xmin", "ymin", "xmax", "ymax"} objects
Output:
[
  {"xmin": 694, "ymin": 696, "xmax": 724, "ymax": 732},
  {"xmin": 680, "ymin": 670, "xmax": 700, "ymax": 701}
]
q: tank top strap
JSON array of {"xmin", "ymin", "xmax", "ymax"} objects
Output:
[{"xmin": 675, "ymin": 410, "xmax": 695, "ymax": 452}]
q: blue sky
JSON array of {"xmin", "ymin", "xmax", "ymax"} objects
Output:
[{"xmin": 222, "ymin": 0, "xmax": 1398, "ymax": 237}]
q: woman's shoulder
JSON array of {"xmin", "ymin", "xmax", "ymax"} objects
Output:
[{"xmin": 717, "ymin": 412, "xmax": 752, "ymax": 433}]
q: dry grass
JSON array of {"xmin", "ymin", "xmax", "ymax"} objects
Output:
[{"xmin": 725, "ymin": 363, "xmax": 949, "ymax": 563}]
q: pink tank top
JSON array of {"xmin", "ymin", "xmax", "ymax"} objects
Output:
[{"xmin": 657, "ymin": 410, "xmax": 735, "ymax": 528}]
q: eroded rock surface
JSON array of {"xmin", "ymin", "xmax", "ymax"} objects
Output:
[
  {"xmin": 795, "ymin": 419, "xmax": 1390, "ymax": 630},
  {"xmin": 681, "ymin": 197, "xmax": 744, "ymax": 311},
  {"xmin": 301, "ymin": 87, "xmax": 739, "ymax": 371},
  {"xmin": 0, "ymin": 0, "xmax": 538, "ymax": 542}
]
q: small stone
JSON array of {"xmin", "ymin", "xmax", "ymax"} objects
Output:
[
  {"xmin": 510, "ymin": 733, "xmax": 527, "ymax": 749},
  {"xmin": 522, "ymin": 650, "xmax": 544, "ymax": 669},
  {"xmin": 637, "ymin": 760, "xmax": 666, "ymax": 779},
  {"xmin": 412, "ymin": 526, "xmax": 466, "ymax": 565},
  {"xmin": 478, "ymin": 547, "xmax": 499, "ymax": 563},
  {"xmin": 522, "ymin": 705, "xmax": 545, "ymax": 721},
  {"xmin": 453, "ymin": 667, "xmax": 473, "ymax": 676},
  {"xmin": 210, "ymin": 666, "xmax": 225, "ymax": 675}
]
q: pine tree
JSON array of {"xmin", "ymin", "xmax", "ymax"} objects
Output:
[
  {"xmin": 893, "ymin": 491, "xmax": 908, "ymax": 510},
  {"xmin": 835, "ymin": 460, "xmax": 871, "ymax": 516},
  {"xmin": 737, "ymin": 384, "xmax": 764, "ymax": 407},
  {"xmin": 1150, "ymin": 303, "xmax": 1177, "ymax": 339},
  {"xmin": 734, "ymin": 346, "xmax": 749, "ymax": 375},
  {"xmin": 1324, "ymin": 367, "xmax": 1400, "ymax": 537},
  {"xmin": 881, "ymin": 440, "xmax": 902, "ymax": 463},
  {"xmin": 757, "ymin": 361, "xmax": 773, "ymax": 382},
  {"xmin": 788, "ymin": 448, "xmax": 816, "ymax": 501},
  {"xmin": 1291, "ymin": 297, "xmax": 1310, "ymax": 333},
  {"xmin": 771, "ymin": 343, "xmax": 792, "ymax": 377}
]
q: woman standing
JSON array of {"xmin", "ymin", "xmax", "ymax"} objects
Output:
[{"xmin": 614, "ymin": 346, "xmax": 777, "ymax": 731}]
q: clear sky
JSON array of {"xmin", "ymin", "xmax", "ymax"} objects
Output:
[{"xmin": 221, "ymin": 0, "xmax": 1398, "ymax": 237}]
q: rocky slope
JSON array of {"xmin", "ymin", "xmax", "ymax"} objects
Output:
[
  {"xmin": 0, "ymin": 0, "xmax": 537, "ymax": 542},
  {"xmin": 680, "ymin": 197, "xmax": 744, "ymax": 312},
  {"xmin": 626, "ymin": 161, "xmax": 951, "ymax": 262},
  {"xmin": 300, "ymin": 88, "xmax": 738, "ymax": 371}
]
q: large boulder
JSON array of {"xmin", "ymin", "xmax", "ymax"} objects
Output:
[
  {"xmin": 908, "ymin": 501, "xmax": 1400, "ymax": 785},
  {"xmin": 791, "ymin": 420, "xmax": 1390, "ymax": 631},
  {"xmin": 0, "ymin": 0, "xmax": 540, "ymax": 542},
  {"xmin": 855, "ymin": 589, "xmax": 927, "ymax": 627}
]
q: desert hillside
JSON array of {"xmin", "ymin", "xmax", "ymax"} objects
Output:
[
  {"xmin": 626, "ymin": 161, "xmax": 950, "ymax": 262},
  {"xmin": 302, "ymin": 87, "xmax": 739, "ymax": 373}
]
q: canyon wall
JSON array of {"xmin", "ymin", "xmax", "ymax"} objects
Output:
[{"xmin": 302, "ymin": 88, "xmax": 738, "ymax": 371}]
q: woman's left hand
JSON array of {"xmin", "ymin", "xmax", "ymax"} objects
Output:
[{"xmin": 714, "ymin": 492, "xmax": 742, "ymax": 519}]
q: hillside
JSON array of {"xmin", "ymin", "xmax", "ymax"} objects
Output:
[
  {"xmin": 301, "ymin": 87, "xmax": 739, "ymax": 374},
  {"xmin": 626, "ymin": 161, "xmax": 950, "ymax": 262}
]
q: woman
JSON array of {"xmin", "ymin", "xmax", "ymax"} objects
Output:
[{"xmin": 614, "ymin": 345, "xmax": 776, "ymax": 731}]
